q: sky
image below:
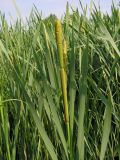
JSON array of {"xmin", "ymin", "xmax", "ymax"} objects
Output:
[{"xmin": 0, "ymin": 0, "xmax": 119, "ymax": 23}]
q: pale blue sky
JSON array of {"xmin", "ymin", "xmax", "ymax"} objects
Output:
[{"xmin": 0, "ymin": 0, "xmax": 119, "ymax": 23}]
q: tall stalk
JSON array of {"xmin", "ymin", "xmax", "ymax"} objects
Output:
[{"xmin": 55, "ymin": 20, "xmax": 70, "ymax": 150}]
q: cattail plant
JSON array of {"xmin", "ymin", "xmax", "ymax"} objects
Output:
[
  {"xmin": 0, "ymin": 3, "xmax": 120, "ymax": 160},
  {"xmin": 55, "ymin": 20, "xmax": 70, "ymax": 148}
]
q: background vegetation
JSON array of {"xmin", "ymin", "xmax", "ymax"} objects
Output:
[{"xmin": 0, "ymin": 2, "xmax": 120, "ymax": 160}]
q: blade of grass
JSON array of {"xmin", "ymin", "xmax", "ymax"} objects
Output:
[{"xmin": 77, "ymin": 39, "xmax": 88, "ymax": 160}]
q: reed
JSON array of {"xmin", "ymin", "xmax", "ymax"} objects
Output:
[
  {"xmin": 55, "ymin": 20, "xmax": 70, "ymax": 150},
  {"xmin": 0, "ymin": 3, "xmax": 119, "ymax": 160}
]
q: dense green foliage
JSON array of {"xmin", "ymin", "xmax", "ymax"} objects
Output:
[{"xmin": 0, "ymin": 3, "xmax": 120, "ymax": 160}]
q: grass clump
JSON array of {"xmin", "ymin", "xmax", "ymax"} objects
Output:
[{"xmin": 0, "ymin": 3, "xmax": 120, "ymax": 160}]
